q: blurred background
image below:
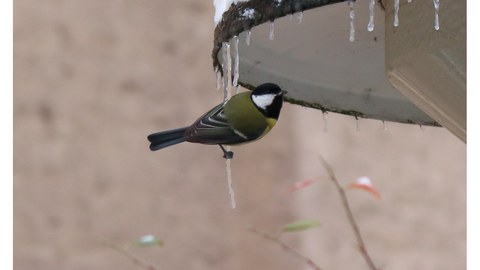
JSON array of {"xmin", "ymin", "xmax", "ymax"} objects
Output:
[{"xmin": 14, "ymin": 1, "xmax": 465, "ymax": 269}]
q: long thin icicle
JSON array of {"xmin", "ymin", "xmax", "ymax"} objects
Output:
[
  {"xmin": 220, "ymin": 41, "xmax": 236, "ymax": 209},
  {"xmin": 225, "ymin": 158, "xmax": 236, "ymax": 209},
  {"xmin": 433, "ymin": 0, "xmax": 440, "ymax": 30},
  {"xmin": 221, "ymin": 42, "xmax": 231, "ymax": 101},
  {"xmin": 348, "ymin": 0, "xmax": 355, "ymax": 42},
  {"xmin": 220, "ymin": 43, "xmax": 227, "ymax": 95},
  {"xmin": 232, "ymin": 36, "xmax": 240, "ymax": 88},
  {"xmin": 393, "ymin": 0, "xmax": 399, "ymax": 27},
  {"xmin": 368, "ymin": 0, "xmax": 375, "ymax": 32}
]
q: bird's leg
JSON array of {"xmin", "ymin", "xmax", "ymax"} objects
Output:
[{"xmin": 219, "ymin": 145, "xmax": 234, "ymax": 159}]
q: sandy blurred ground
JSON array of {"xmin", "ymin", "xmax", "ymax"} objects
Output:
[{"xmin": 14, "ymin": 1, "xmax": 465, "ymax": 270}]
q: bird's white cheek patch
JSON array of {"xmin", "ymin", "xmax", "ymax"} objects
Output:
[{"xmin": 252, "ymin": 94, "xmax": 276, "ymax": 110}]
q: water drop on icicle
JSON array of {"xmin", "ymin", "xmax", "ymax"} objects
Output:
[
  {"xmin": 408, "ymin": 0, "xmax": 412, "ymax": 3},
  {"xmin": 297, "ymin": 12, "xmax": 303, "ymax": 24},
  {"xmin": 393, "ymin": 0, "xmax": 399, "ymax": 27},
  {"xmin": 348, "ymin": 1, "xmax": 355, "ymax": 42},
  {"xmin": 433, "ymin": 0, "xmax": 440, "ymax": 30},
  {"xmin": 246, "ymin": 30, "xmax": 251, "ymax": 46},
  {"xmin": 269, "ymin": 21, "xmax": 275, "ymax": 40},
  {"xmin": 368, "ymin": 0, "xmax": 375, "ymax": 32},
  {"xmin": 232, "ymin": 36, "xmax": 240, "ymax": 88}
]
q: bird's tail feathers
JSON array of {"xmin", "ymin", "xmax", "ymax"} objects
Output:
[{"xmin": 147, "ymin": 127, "xmax": 187, "ymax": 151}]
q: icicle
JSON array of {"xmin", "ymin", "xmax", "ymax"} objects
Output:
[
  {"xmin": 297, "ymin": 11, "xmax": 303, "ymax": 24},
  {"xmin": 322, "ymin": 111, "xmax": 328, "ymax": 132},
  {"xmin": 232, "ymin": 36, "xmax": 240, "ymax": 87},
  {"xmin": 225, "ymin": 155, "xmax": 236, "ymax": 209},
  {"xmin": 221, "ymin": 41, "xmax": 236, "ymax": 209},
  {"xmin": 382, "ymin": 121, "xmax": 388, "ymax": 132},
  {"xmin": 215, "ymin": 68, "xmax": 222, "ymax": 91},
  {"xmin": 225, "ymin": 42, "xmax": 231, "ymax": 98},
  {"xmin": 355, "ymin": 116, "xmax": 360, "ymax": 132},
  {"xmin": 408, "ymin": 0, "xmax": 412, "ymax": 3},
  {"xmin": 269, "ymin": 21, "xmax": 275, "ymax": 40},
  {"xmin": 221, "ymin": 43, "xmax": 228, "ymax": 100},
  {"xmin": 226, "ymin": 43, "xmax": 236, "ymax": 208},
  {"xmin": 246, "ymin": 30, "xmax": 251, "ymax": 46},
  {"xmin": 368, "ymin": 0, "xmax": 375, "ymax": 32},
  {"xmin": 348, "ymin": 1, "xmax": 355, "ymax": 42},
  {"xmin": 433, "ymin": 0, "xmax": 440, "ymax": 30},
  {"xmin": 214, "ymin": 66, "xmax": 218, "ymax": 90},
  {"xmin": 221, "ymin": 42, "xmax": 232, "ymax": 101},
  {"xmin": 289, "ymin": 13, "xmax": 293, "ymax": 20},
  {"xmin": 393, "ymin": 0, "xmax": 399, "ymax": 27},
  {"xmin": 220, "ymin": 44, "xmax": 226, "ymax": 94}
]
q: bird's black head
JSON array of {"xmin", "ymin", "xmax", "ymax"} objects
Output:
[{"xmin": 251, "ymin": 83, "xmax": 287, "ymax": 119}]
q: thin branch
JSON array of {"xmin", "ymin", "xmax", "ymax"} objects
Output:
[
  {"xmin": 319, "ymin": 156, "xmax": 378, "ymax": 270},
  {"xmin": 100, "ymin": 237, "xmax": 158, "ymax": 270},
  {"xmin": 247, "ymin": 228, "xmax": 323, "ymax": 270}
]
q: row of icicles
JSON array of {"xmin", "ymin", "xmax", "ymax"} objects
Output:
[
  {"xmin": 357, "ymin": 0, "xmax": 440, "ymax": 42},
  {"xmin": 215, "ymin": 0, "xmax": 441, "ymax": 94}
]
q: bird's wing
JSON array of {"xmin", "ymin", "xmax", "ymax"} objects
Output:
[{"xmin": 184, "ymin": 102, "xmax": 251, "ymax": 145}]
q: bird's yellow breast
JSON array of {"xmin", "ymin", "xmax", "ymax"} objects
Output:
[{"xmin": 265, "ymin": 118, "xmax": 277, "ymax": 129}]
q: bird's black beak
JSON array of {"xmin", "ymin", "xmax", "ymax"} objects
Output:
[{"xmin": 281, "ymin": 90, "xmax": 288, "ymax": 96}]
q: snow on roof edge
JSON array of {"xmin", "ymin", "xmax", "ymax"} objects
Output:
[{"xmin": 213, "ymin": 0, "xmax": 251, "ymax": 25}]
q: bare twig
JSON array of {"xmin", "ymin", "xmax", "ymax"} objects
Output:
[
  {"xmin": 319, "ymin": 156, "xmax": 378, "ymax": 270},
  {"xmin": 247, "ymin": 227, "xmax": 323, "ymax": 270},
  {"xmin": 100, "ymin": 237, "xmax": 158, "ymax": 270}
]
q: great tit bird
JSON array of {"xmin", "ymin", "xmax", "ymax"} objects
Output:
[{"xmin": 147, "ymin": 83, "xmax": 286, "ymax": 159}]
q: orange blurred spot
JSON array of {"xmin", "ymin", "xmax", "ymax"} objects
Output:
[
  {"xmin": 287, "ymin": 179, "xmax": 318, "ymax": 193},
  {"xmin": 348, "ymin": 182, "xmax": 381, "ymax": 200}
]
